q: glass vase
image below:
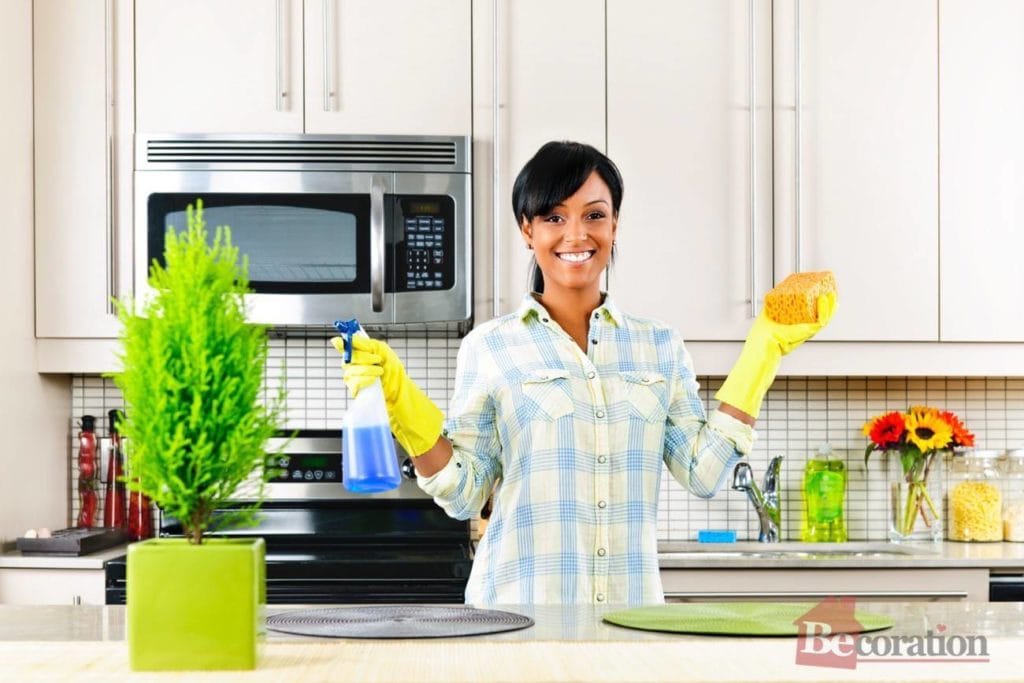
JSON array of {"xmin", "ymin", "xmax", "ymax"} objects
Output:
[{"xmin": 887, "ymin": 449, "xmax": 946, "ymax": 543}]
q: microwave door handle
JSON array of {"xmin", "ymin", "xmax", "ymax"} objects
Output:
[{"xmin": 370, "ymin": 176, "xmax": 385, "ymax": 313}]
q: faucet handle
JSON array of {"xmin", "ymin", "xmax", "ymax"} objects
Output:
[{"xmin": 763, "ymin": 455, "xmax": 783, "ymax": 495}]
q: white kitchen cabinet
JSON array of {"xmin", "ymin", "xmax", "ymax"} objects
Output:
[
  {"xmin": 661, "ymin": 567, "xmax": 989, "ymax": 602},
  {"xmin": 483, "ymin": 0, "xmax": 606, "ymax": 315},
  {"xmin": 136, "ymin": 0, "xmax": 471, "ymax": 136},
  {"xmin": 0, "ymin": 568, "xmax": 106, "ymax": 606},
  {"xmin": 772, "ymin": 0, "xmax": 939, "ymax": 342},
  {"xmin": 33, "ymin": 0, "xmax": 133, "ymax": 355},
  {"xmin": 606, "ymin": 0, "xmax": 775, "ymax": 341},
  {"xmin": 938, "ymin": 0, "xmax": 1024, "ymax": 342}
]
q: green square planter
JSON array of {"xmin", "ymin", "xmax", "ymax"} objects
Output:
[{"xmin": 127, "ymin": 537, "xmax": 266, "ymax": 671}]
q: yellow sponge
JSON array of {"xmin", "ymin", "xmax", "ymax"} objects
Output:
[{"xmin": 764, "ymin": 271, "xmax": 836, "ymax": 324}]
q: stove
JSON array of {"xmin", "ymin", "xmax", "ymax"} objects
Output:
[{"xmin": 105, "ymin": 431, "xmax": 472, "ymax": 605}]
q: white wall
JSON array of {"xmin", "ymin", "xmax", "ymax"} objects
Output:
[{"xmin": 0, "ymin": 0, "xmax": 72, "ymax": 543}]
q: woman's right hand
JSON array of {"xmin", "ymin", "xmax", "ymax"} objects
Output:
[
  {"xmin": 329, "ymin": 335, "xmax": 444, "ymax": 458},
  {"xmin": 330, "ymin": 334, "xmax": 399, "ymax": 400}
]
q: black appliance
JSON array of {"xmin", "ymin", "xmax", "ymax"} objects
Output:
[{"xmin": 105, "ymin": 431, "xmax": 472, "ymax": 605}]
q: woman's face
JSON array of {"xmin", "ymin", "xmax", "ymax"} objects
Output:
[{"xmin": 520, "ymin": 170, "xmax": 617, "ymax": 297}]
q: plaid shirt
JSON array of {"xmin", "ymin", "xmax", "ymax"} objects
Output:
[{"xmin": 418, "ymin": 294, "xmax": 753, "ymax": 605}]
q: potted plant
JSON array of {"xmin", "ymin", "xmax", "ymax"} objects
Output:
[{"xmin": 113, "ymin": 200, "xmax": 283, "ymax": 671}]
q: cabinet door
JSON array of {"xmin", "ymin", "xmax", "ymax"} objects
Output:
[
  {"xmin": 939, "ymin": 0, "xmax": 1024, "ymax": 341},
  {"xmin": 492, "ymin": 0, "xmax": 606, "ymax": 312},
  {"xmin": 34, "ymin": 0, "xmax": 120, "ymax": 338},
  {"xmin": 136, "ymin": 0, "xmax": 304, "ymax": 133},
  {"xmin": 773, "ymin": 0, "xmax": 938, "ymax": 341},
  {"xmin": 607, "ymin": 0, "xmax": 775, "ymax": 341},
  {"xmin": 304, "ymin": 0, "xmax": 471, "ymax": 135}
]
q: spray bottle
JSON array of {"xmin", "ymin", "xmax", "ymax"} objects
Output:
[{"xmin": 334, "ymin": 319, "xmax": 400, "ymax": 493}]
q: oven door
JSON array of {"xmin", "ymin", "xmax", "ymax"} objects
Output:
[{"xmin": 134, "ymin": 170, "xmax": 395, "ymax": 327}]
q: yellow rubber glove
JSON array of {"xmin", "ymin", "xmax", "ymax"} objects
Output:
[
  {"xmin": 715, "ymin": 291, "xmax": 837, "ymax": 419},
  {"xmin": 329, "ymin": 335, "xmax": 444, "ymax": 457}
]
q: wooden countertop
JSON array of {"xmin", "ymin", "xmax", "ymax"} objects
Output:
[{"xmin": 3, "ymin": 603, "xmax": 1024, "ymax": 681}]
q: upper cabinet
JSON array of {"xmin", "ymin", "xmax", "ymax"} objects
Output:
[
  {"xmin": 488, "ymin": 0, "xmax": 606, "ymax": 315},
  {"xmin": 606, "ymin": 0, "xmax": 774, "ymax": 341},
  {"xmin": 773, "ymin": 0, "xmax": 938, "ymax": 341},
  {"xmin": 136, "ymin": 0, "xmax": 471, "ymax": 135},
  {"xmin": 607, "ymin": 0, "xmax": 937, "ymax": 342},
  {"xmin": 34, "ymin": 0, "xmax": 133, "ymax": 347},
  {"xmin": 939, "ymin": 0, "xmax": 1024, "ymax": 342}
]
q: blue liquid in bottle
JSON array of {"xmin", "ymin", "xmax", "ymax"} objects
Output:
[{"xmin": 343, "ymin": 424, "xmax": 400, "ymax": 493}]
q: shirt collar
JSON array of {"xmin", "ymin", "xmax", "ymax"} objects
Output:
[{"xmin": 516, "ymin": 292, "xmax": 623, "ymax": 327}]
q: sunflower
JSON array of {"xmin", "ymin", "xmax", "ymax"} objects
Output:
[
  {"xmin": 940, "ymin": 410, "xmax": 975, "ymax": 448},
  {"xmin": 905, "ymin": 409, "xmax": 953, "ymax": 453},
  {"xmin": 863, "ymin": 411, "xmax": 905, "ymax": 449}
]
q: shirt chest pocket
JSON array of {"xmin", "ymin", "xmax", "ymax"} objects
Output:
[
  {"xmin": 521, "ymin": 369, "xmax": 575, "ymax": 421},
  {"xmin": 618, "ymin": 371, "xmax": 669, "ymax": 423}
]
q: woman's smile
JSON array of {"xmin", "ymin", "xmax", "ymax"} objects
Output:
[{"xmin": 555, "ymin": 249, "xmax": 596, "ymax": 264}]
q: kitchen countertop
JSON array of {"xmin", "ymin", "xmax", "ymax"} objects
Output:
[
  {"xmin": 2, "ymin": 602, "xmax": 1024, "ymax": 681},
  {"xmin": 657, "ymin": 540, "xmax": 1024, "ymax": 570},
  {"xmin": 0, "ymin": 544, "xmax": 128, "ymax": 569},
  {"xmin": 4, "ymin": 541, "xmax": 1024, "ymax": 571}
]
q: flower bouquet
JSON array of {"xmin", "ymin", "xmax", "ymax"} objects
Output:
[{"xmin": 863, "ymin": 406, "xmax": 975, "ymax": 542}]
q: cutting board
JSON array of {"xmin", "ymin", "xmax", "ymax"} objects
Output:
[{"xmin": 603, "ymin": 602, "xmax": 894, "ymax": 637}]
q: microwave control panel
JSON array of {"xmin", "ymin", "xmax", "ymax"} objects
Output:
[
  {"xmin": 397, "ymin": 195, "xmax": 455, "ymax": 291},
  {"xmin": 267, "ymin": 453, "xmax": 341, "ymax": 483}
]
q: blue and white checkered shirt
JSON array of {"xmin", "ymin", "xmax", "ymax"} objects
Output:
[{"xmin": 418, "ymin": 294, "xmax": 754, "ymax": 605}]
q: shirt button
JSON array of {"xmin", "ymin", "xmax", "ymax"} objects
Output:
[
  {"xmin": 587, "ymin": 371, "xmax": 596, "ymax": 380},
  {"xmin": 593, "ymin": 312, "xmax": 600, "ymax": 319},
  {"xmin": 598, "ymin": 455, "xmax": 607, "ymax": 464},
  {"xmin": 598, "ymin": 500, "xmax": 607, "ymax": 509},
  {"xmin": 597, "ymin": 548, "xmax": 606, "ymax": 556},
  {"xmin": 596, "ymin": 593, "xmax": 605, "ymax": 602},
  {"xmin": 541, "ymin": 317, "xmax": 549, "ymax": 323},
  {"xmin": 596, "ymin": 410, "xmax": 605, "ymax": 419},
  {"xmin": 590, "ymin": 339, "xmax": 598, "ymax": 345}
]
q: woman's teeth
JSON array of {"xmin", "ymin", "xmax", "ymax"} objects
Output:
[{"xmin": 557, "ymin": 251, "xmax": 595, "ymax": 263}]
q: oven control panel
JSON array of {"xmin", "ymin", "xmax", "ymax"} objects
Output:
[
  {"xmin": 397, "ymin": 195, "xmax": 455, "ymax": 292},
  {"xmin": 267, "ymin": 453, "xmax": 340, "ymax": 483}
]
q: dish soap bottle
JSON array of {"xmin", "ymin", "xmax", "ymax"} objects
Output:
[
  {"xmin": 334, "ymin": 319, "xmax": 400, "ymax": 493},
  {"xmin": 801, "ymin": 444, "xmax": 848, "ymax": 542}
]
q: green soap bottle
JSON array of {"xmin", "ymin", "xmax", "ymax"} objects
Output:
[{"xmin": 801, "ymin": 458, "xmax": 848, "ymax": 542}]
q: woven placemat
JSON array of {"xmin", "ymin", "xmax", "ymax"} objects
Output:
[{"xmin": 603, "ymin": 602, "xmax": 893, "ymax": 637}]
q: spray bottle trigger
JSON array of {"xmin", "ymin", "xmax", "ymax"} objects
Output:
[{"xmin": 332, "ymin": 319, "xmax": 361, "ymax": 364}]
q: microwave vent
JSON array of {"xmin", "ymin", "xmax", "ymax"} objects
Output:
[{"xmin": 139, "ymin": 135, "xmax": 468, "ymax": 172}]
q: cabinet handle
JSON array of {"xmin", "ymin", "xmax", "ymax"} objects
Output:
[
  {"xmin": 275, "ymin": 0, "xmax": 287, "ymax": 111},
  {"xmin": 747, "ymin": 0, "xmax": 757, "ymax": 318},
  {"xmin": 794, "ymin": 0, "xmax": 802, "ymax": 273},
  {"xmin": 104, "ymin": 0, "xmax": 118, "ymax": 314},
  {"xmin": 323, "ymin": 0, "xmax": 333, "ymax": 111},
  {"xmin": 491, "ymin": 0, "xmax": 501, "ymax": 319},
  {"xmin": 370, "ymin": 176, "xmax": 385, "ymax": 313},
  {"xmin": 664, "ymin": 590, "xmax": 968, "ymax": 600}
]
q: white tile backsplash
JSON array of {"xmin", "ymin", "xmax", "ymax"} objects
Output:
[{"xmin": 69, "ymin": 337, "xmax": 1024, "ymax": 540}]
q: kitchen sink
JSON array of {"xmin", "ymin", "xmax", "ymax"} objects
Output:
[{"xmin": 658, "ymin": 542, "xmax": 939, "ymax": 561}]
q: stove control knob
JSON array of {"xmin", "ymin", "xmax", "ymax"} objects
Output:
[{"xmin": 401, "ymin": 458, "xmax": 417, "ymax": 480}]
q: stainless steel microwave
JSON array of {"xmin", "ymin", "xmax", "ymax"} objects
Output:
[{"xmin": 134, "ymin": 134, "xmax": 472, "ymax": 331}]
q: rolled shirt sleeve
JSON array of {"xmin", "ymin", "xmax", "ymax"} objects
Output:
[
  {"xmin": 663, "ymin": 331, "xmax": 754, "ymax": 498},
  {"xmin": 417, "ymin": 332, "xmax": 502, "ymax": 520}
]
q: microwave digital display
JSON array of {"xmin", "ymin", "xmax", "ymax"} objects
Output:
[{"xmin": 396, "ymin": 195, "xmax": 455, "ymax": 292}]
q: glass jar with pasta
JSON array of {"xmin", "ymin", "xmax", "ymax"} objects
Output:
[
  {"xmin": 1003, "ymin": 449, "xmax": 1024, "ymax": 542},
  {"xmin": 948, "ymin": 449, "xmax": 1003, "ymax": 542}
]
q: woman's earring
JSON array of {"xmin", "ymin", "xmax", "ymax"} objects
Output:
[{"xmin": 527, "ymin": 243, "xmax": 533, "ymax": 250}]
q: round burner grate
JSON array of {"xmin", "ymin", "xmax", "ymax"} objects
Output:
[{"xmin": 266, "ymin": 605, "xmax": 534, "ymax": 639}]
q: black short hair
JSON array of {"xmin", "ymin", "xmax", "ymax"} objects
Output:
[
  {"xmin": 512, "ymin": 141, "xmax": 623, "ymax": 223},
  {"xmin": 511, "ymin": 141, "xmax": 624, "ymax": 293}
]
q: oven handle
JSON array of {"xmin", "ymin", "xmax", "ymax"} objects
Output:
[{"xmin": 370, "ymin": 176, "xmax": 386, "ymax": 313}]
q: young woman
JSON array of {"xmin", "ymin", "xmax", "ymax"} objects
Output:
[{"xmin": 333, "ymin": 141, "xmax": 835, "ymax": 605}]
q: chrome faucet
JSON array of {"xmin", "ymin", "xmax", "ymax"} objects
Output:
[{"xmin": 732, "ymin": 455, "xmax": 783, "ymax": 542}]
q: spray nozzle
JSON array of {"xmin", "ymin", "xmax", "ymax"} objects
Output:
[{"xmin": 332, "ymin": 319, "xmax": 364, "ymax": 363}]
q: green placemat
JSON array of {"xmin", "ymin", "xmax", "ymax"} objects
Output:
[{"xmin": 603, "ymin": 602, "xmax": 894, "ymax": 637}]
